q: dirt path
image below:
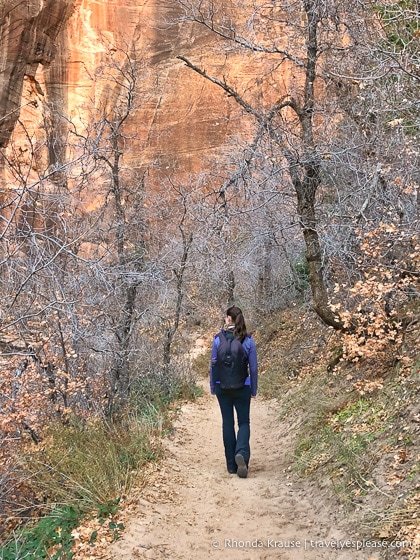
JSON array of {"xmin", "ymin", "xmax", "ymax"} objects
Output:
[{"xmin": 109, "ymin": 378, "xmax": 380, "ymax": 560}]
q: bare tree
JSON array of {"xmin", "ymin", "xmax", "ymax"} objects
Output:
[
  {"xmin": 175, "ymin": 0, "xmax": 419, "ymax": 328},
  {"xmin": 0, "ymin": 120, "xmax": 97, "ymax": 436},
  {"xmin": 159, "ymin": 182, "xmax": 194, "ymax": 366},
  {"xmin": 0, "ymin": 38, "xmax": 153, "ymax": 426},
  {"xmin": 77, "ymin": 43, "xmax": 152, "ymax": 416}
]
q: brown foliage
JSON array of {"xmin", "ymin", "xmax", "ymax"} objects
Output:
[{"xmin": 330, "ymin": 220, "xmax": 419, "ymax": 392}]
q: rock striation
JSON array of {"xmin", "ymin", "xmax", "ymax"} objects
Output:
[
  {"xmin": 0, "ymin": 0, "xmax": 285, "ymax": 180},
  {"xmin": 0, "ymin": 0, "xmax": 76, "ymax": 148}
]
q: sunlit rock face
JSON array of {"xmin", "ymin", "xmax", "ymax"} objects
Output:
[
  {"xmin": 0, "ymin": 0, "xmax": 76, "ymax": 147},
  {"xmin": 0, "ymin": 0, "xmax": 283, "ymax": 181}
]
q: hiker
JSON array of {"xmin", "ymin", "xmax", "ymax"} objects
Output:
[{"xmin": 210, "ymin": 306, "xmax": 258, "ymax": 478}]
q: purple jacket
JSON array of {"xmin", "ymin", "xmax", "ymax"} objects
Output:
[{"xmin": 210, "ymin": 330, "xmax": 258, "ymax": 397}]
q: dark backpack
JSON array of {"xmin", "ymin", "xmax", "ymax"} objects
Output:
[{"xmin": 213, "ymin": 331, "xmax": 248, "ymax": 389}]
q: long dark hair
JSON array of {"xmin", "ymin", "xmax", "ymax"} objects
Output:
[{"xmin": 226, "ymin": 306, "xmax": 247, "ymax": 341}]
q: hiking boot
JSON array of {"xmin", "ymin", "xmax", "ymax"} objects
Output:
[{"xmin": 235, "ymin": 453, "xmax": 248, "ymax": 478}]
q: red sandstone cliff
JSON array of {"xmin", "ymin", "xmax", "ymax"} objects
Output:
[
  {"xmin": 0, "ymin": 0, "xmax": 76, "ymax": 148},
  {"xmin": 1, "ymin": 0, "xmax": 262, "ymax": 180}
]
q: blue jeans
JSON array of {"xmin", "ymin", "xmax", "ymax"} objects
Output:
[{"xmin": 215, "ymin": 384, "xmax": 251, "ymax": 472}]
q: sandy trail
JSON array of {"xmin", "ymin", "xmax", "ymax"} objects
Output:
[{"xmin": 110, "ymin": 381, "xmax": 376, "ymax": 560}]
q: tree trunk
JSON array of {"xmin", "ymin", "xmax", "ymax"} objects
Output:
[
  {"xmin": 290, "ymin": 0, "xmax": 343, "ymax": 329},
  {"xmin": 296, "ymin": 183, "xmax": 342, "ymax": 328},
  {"xmin": 257, "ymin": 236, "xmax": 273, "ymax": 309},
  {"xmin": 107, "ymin": 283, "xmax": 138, "ymax": 416},
  {"xmin": 163, "ymin": 229, "xmax": 192, "ymax": 367},
  {"xmin": 226, "ymin": 270, "xmax": 235, "ymax": 307}
]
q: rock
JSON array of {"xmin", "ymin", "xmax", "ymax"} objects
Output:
[{"xmin": 0, "ymin": 0, "xmax": 280, "ymax": 184}]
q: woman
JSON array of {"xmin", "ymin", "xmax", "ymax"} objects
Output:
[{"xmin": 210, "ymin": 306, "xmax": 258, "ymax": 478}]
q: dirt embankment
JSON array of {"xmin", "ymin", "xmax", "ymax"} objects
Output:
[{"xmin": 110, "ymin": 380, "xmax": 379, "ymax": 560}]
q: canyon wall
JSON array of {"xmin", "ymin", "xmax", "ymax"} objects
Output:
[
  {"xmin": 0, "ymin": 0, "xmax": 75, "ymax": 148},
  {"xmin": 0, "ymin": 0, "xmax": 246, "ymax": 177},
  {"xmin": 0, "ymin": 0, "xmax": 270, "ymax": 182}
]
